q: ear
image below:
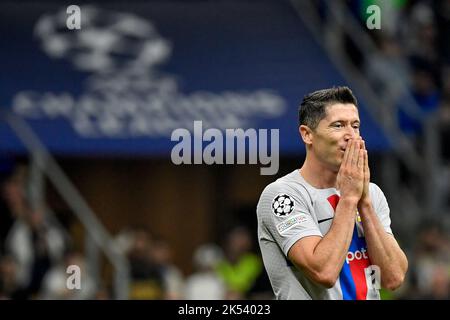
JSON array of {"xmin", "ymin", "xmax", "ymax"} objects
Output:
[{"xmin": 299, "ymin": 125, "xmax": 313, "ymax": 146}]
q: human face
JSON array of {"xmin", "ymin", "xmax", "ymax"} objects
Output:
[{"xmin": 309, "ymin": 103, "xmax": 361, "ymax": 171}]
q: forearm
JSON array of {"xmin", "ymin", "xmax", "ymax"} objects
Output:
[
  {"xmin": 358, "ymin": 200, "xmax": 408, "ymax": 290},
  {"xmin": 312, "ymin": 198, "xmax": 358, "ymax": 280}
]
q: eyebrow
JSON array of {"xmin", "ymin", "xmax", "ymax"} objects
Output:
[{"xmin": 330, "ymin": 120, "xmax": 360, "ymax": 124}]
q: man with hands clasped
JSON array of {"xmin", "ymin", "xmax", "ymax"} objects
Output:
[{"xmin": 257, "ymin": 86, "xmax": 408, "ymax": 300}]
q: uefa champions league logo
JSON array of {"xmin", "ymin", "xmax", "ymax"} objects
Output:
[
  {"xmin": 9, "ymin": 5, "xmax": 284, "ymax": 174},
  {"xmin": 271, "ymin": 194, "xmax": 295, "ymax": 217},
  {"xmin": 13, "ymin": 5, "xmax": 286, "ymax": 140}
]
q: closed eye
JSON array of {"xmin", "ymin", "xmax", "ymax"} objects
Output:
[{"xmin": 330, "ymin": 121, "xmax": 360, "ymax": 129}]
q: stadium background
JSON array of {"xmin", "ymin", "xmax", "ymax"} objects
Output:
[{"xmin": 0, "ymin": 0, "xmax": 449, "ymax": 300}]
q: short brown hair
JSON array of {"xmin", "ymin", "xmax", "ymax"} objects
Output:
[{"xmin": 298, "ymin": 86, "xmax": 358, "ymax": 129}]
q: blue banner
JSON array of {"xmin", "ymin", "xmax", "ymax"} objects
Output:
[{"xmin": 0, "ymin": 1, "xmax": 390, "ymax": 156}]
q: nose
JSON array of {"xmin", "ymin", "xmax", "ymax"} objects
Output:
[{"xmin": 344, "ymin": 126, "xmax": 359, "ymax": 141}]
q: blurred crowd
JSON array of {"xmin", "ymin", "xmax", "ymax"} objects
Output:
[
  {"xmin": 114, "ymin": 224, "xmax": 272, "ymax": 300},
  {"xmin": 400, "ymin": 219, "xmax": 450, "ymax": 299},
  {"xmin": 346, "ymin": 4, "xmax": 450, "ymax": 289},
  {"xmin": 0, "ymin": 162, "xmax": 272, "ymax": 300},
  {"xmin": 1, "ymin": 0, "xmax": 449, "ymax": 300},
  {"xmin": 345, "ymin": 0, "xmax": 450, "ymax": 155},
  {"xmin": 1, "ymin": 161, "xmax": 449, "ymax": 300},
  {"xmin": 312, "ymin": 0, "xmax": 449, "ymax": 163}
]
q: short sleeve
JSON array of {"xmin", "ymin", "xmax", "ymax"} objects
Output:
[
  {"xmin": 369, "ymin": 183, "xmax": 393, "ymax": 235},
  {"xmin": 257, "ymin": 182, "xmax": 322, "ymax": 257}
]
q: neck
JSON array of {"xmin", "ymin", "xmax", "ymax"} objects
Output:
[{"xmin": 299, "ymin": 155, "xmax": 338, "ymax": 189}]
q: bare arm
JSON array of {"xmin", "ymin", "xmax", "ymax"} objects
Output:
[
  {"xmin": 288, "ymin": 139, "xmax": 364, "ymax": 287},
  {"xmin": 288, "ymin": 198, "xmax": 357, "ymax": 287},
  {"xmin": 358, "ymin": 201, "xmax": 408, "ymax": 290},
  {"xmin": 358, "ymin": 143, "xmax": 408, "ymax": 290}
]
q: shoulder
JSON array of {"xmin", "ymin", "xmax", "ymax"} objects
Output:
[
  {"xmin": 369, "ymin": 182, "xmax": 386, "ymax": 198},
  {"xmin": 258, "ymin": 172, "xmax": 309, "ymax": 202},
  {"xmin": 257, "ymin": 173, "xmax": 312, "ymax": 219}
]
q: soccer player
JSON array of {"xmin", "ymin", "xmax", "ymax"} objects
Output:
[{"xmin": 256, "ymin": 87, "xmax": 408, "ymax": 300}]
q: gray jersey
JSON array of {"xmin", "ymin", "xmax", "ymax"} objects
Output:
[{"xmin": 256, "ymin": 169, "xmax": 393, "ymax": 300}]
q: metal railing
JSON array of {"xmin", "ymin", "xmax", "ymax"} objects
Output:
[
  {"xmin": 289, "ymin": 0, "xmax": 447, "ymax": 237},
  {"xmin": 0, "ymin": 108, "xmax": 130, "ymax": 299}
]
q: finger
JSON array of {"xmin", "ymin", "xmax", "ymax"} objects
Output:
[
  {"xmin": 351, "ymin": 139, "xmax": 360, "ymax": 167},
  {"xmin": 361, "ymin": 139, "xmax": 366, "ymax": 150},
  {"xmin": 342, "ymin": 139, "xmax": 352, "ymax": 167},
  {"xmin": 364, "ymin": 150, "xmax": 370, "ymax": 178},
  {"xmin": 357, "ymin": 148, "xmax": 364, "ymax": 169},
  {"xmin": 347, "ymin": 139, "xmax": 356, "ymax": 167}
]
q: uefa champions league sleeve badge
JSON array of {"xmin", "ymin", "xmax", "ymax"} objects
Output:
[{"xmin": 272, "ymin": 194, "xmax": 295, "ymax": 217}]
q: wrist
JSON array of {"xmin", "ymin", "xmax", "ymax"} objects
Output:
[
  {"xmin": 357, "ymin": 198, "xmax": 374, "ymax": 216},
  {"xmin": 339, "ymin": 196, "xmax": 360, "ymax": 207},
  {"xmin": 358, "ymin": 197, "xmax": 372, "ymax": 208}
]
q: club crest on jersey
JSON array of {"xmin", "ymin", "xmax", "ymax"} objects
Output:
[{"xmin": 272, "ymin": 194, "xmax": 295, "ymax": 217}]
